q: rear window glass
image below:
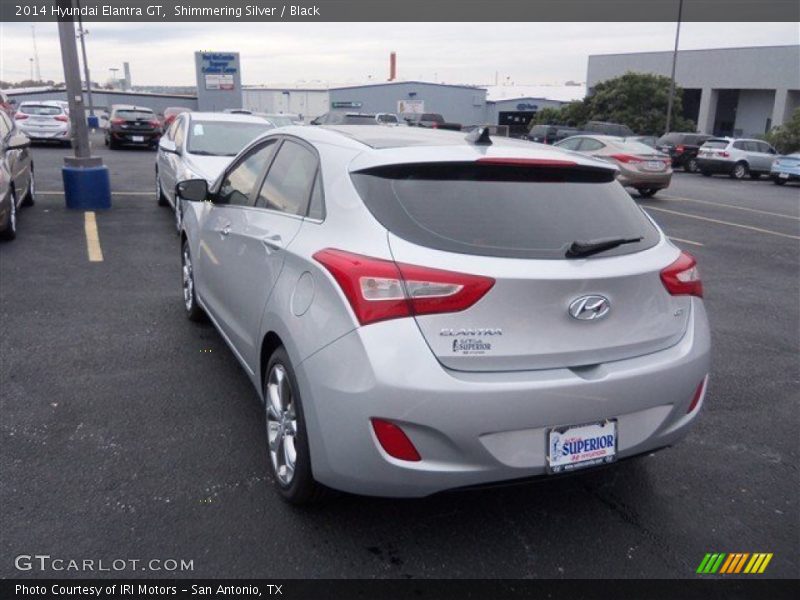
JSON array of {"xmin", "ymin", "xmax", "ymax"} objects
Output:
[
  {"xmin": 703, "ymin": 140, "xmax": 729, "ymax": 149},
  {"xmin": 115, "ymin": 110, "xmax": 154, "ymax": 120},
  {"xmin": 351, "ymin": 163, "xmax": 659, "ymax": 260},
  {"xmin": 657, "ymin": 133, "xmax": 682, "ymax": 145},
  {"xmin": 20, "ymin": 105, "xmax": 62, "ymax": 115},
  {"xmin": 614, "ymin": 141, "xmax": 658, "ymax": 154}
]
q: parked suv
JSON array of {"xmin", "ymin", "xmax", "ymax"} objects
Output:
[
  {"xmin": 175, "ymin": 125, "xmax": 710, "ymax": 503},
  {"xmin": 105, "ymin": 105, "xmax": 161, "ymax": 149},
  {"xmin": 696, "ymin": 138, "xmax": 778, "ymax": 179},
  {"xmin": 656, "ymin": 132, "xmax": 714, "ymax": 172}
]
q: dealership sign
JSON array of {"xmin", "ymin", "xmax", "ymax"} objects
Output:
[
  {"xmin": 516, "ymin": 102, "xmax": 539, "ymax": 111},
  {"xmin": 398, "ymin": 99, "xmax": 425, "ymax": 114},
  {"xmin": 199, "ymin": 52, "xmax": 239, "ymax": 91},
  {"xmin": 332, "ymin": 101, "xmax": 363, "ymax": 109}
]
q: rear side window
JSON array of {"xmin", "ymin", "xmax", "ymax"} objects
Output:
[
  {"xmin": 579, "ymin": 138, "xmax": 605, "ymax": 151},
  {"xmin": 218, "ymin": 141, "xmax": 277, "ymax": 206},
  {"xmin": 351, "ymin": 163, "xmax": 660, "ymax": 260},
  {"xmin": 256, "ymin": 140, "xmax": 317, "ymax": 215}
]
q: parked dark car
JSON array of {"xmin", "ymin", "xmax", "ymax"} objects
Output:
[
  {"xmin": 528, "ymin": 124, "xmax": 583, "ymax": 144},
  {"xmin": 656, "ymin": 132, "xmax": 714, "ymax": 173},
  {"xmin": 583, "ymin": 121, "xmax": 635, "ymax": 137},
  {"xmin": 105, "ymin": 105, "xmax": 161, "ymax": 149},
  {"xmin": 404, "ymin": 113, "xmax": 462, "ymax": 131}
]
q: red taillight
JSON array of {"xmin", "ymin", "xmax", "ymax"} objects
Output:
[
  {"xmin": 610, "ymin": 154, "xmax": 643, "ymax": 164},
  {"xmin": 719, "ymin": 151, "xmax": 730, "ymax": 158},
  {"xmin": 371, "ymin": 419, "xmax": 421, "ymax": 461},
  {"xmin": 149, "ymin": 119, "xmax": 161, "ymax": 127},
  {"xmin": 54, "ymin": 115, "xmax": 68, "ymax": 122},
  {"xmin": 661, "ymin": 251, "xmax": 703, "ymax": 298},
  {"xmin": 313, "ymin": 248, "xmax": 495, "ymax": 326},
  {"xmin": 686, "ymin": 377, "xmax": 707, "ymax": 413},
  {"xmin": 14, "ymin": 112, "xmax": 28, "ymax": 120},
  {"xmin": 477, "ymin": 157, "xmax": 577, "ymax": 167},
  {"xmin": 431, "ymin": 122, "xmax": 439, "ymax": 129},
  {"xmin": 675, "ymin": 145, "xmax": 685, "ymax": 153},
  {"xmin": 110, "ymin": 117, "xmax": 125, "ymax": 125}
]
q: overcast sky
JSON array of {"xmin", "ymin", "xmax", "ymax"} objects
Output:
[{"xmin": 0, "ymin": 22, "xmax": 797, "ymax": 86}]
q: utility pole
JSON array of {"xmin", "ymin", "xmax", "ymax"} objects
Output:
[
  {"xmin": 665, "ymin": 0, "xmax": 684, "ymax": 134},
  {"xmin": 57, "ymin": 0, "xmax": 110, "ymax": 209},
  {"xmin": 31, "ymin": 25, "xmax": 41, "ymax": 81},
  {"xmin": 29, "ymin": 58, "xmax": 34, "ymax": 82},
  {"xmin": 76, "ymin": 2, "xmax": 94, "ymax": 117}
]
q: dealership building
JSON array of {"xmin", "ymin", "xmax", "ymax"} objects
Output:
[{"xmin": 587, "ymin": 45, "xmax": 800, "ymax": 138}]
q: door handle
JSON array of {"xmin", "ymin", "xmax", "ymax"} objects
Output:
[
  {"xmin": 215, "ymin": 222, "xmax": 231, "ymax": 236},
  {"xmin": 261, "ymin": 234, "xmax": 283, "ymax": 251}
]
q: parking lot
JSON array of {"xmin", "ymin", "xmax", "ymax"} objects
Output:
[{"xmin": 1, "ymin": 132, "xmax": 798, "ymax": 579}]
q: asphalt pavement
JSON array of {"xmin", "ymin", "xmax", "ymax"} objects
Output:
[{"xmin": 1, "ymin": 133, "xmax": 798, "ymax": 579}]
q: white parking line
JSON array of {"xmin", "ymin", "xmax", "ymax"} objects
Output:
[
  {"xmin": 84, "ymin": 212, "xmax": 104, "ymax": 262},
  {"xmin": 659, "ymin": 195, "xmax": 800, "ymax": 221},
  {"xmin": 645, "ymin": 206, "xmax": 800, "ymax": 241},
  {"xmin": 668, "ymin": 236, "xmax": 704, "ymax": 247}
]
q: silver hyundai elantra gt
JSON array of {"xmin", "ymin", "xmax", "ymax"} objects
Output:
[{"xmin": 177, "ymin": 125, "xmax": 711, "ymax": 504}]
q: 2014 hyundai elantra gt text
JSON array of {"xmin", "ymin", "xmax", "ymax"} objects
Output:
[{"xmin": 176, "ymin": 125, "xmax": 711, "ymax": 504}]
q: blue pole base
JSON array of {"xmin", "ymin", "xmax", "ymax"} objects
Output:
[{"xmin": 62, "ymin": 165, "xmax": 111, "ymax": 210}]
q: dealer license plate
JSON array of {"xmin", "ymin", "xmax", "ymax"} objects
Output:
[
  {"xmin": 547, "ymin": 420, "xmax": 617, "ymax": 474},
  {"xmin": 779, "ymin": 172, "xmax": 789, "ymax": 179},
  {"xmin": 132, "ymin": 135, "xmax": 144, "ymax": 142},
  {"xmin": 644, "ymin": 160, "xmax": 664, "ymax": 171}
]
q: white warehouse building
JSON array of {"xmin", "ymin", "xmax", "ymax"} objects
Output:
[{"xmin": 587, "ymin": 45, "xmax": 800, "ymax": 138}]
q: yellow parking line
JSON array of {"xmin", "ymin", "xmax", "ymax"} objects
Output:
[
  {"xmin": 668, "ymin": 236, "xmax": 704, "ymax": 247},
  {"xmin": 84, "ymin": 212, "xmax": 104, "ymax": 262},
  {"xmin": 645, "ymin": 206, "xmax": 800, "ymax": 241},
  {"xmin": 660, "ymin": 195, "xmax": 800, "ymax": 221}
]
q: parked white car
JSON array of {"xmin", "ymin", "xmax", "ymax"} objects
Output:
[
  {"xmin": 14, "ymin": 101, "xmax": 72, "ymax": 147},
  {"xmin": 155, "ymin": 112, "xmax": 273, "ymax": 232},
  {"xmin": 696, "ymin": 137, "xmax": 778, "ymax": 179}
]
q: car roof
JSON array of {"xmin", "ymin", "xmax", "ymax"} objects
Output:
[
  {"xmin": 112, "ymin": 105, "xmax": 153, "ymax": 111},
  {"xmin": 260, "ymin": 125, "xmax": 618, "ymax": 172},
  {"xmin": 20, "ymin": 100, "xmax": 63, "ymax": 106},
  {"xmin": 187, "ymin": 111, "xmax": 270, "ymax": 124}
]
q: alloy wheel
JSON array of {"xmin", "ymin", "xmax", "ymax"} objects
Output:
[
  {"xmin": 8, "ymin": 194, "xmax": 17, "ymax": 234},
  {"xmin": 266, "ymin": 364, "xmax": 298, "ymax": 486}
]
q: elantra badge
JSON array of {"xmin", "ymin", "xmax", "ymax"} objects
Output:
[{"xmin": 568, "ymin": 295, "xmax": 611, "ymax": 321}]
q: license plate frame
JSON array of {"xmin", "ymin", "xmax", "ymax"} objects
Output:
[
  {"xmin": 546, "ymin": 419, "xmax": 617, "ymax": 474},
  {"xmin": 644, "ymin": 160, "xmax": 664, "ymax": 171},
  {"xmin": 132, "ymin": 135, "xmax": 145, "ymax": 142},
  {"xmin": 779, "ymin": 172, "xmax": 789, "ymax": 179}
]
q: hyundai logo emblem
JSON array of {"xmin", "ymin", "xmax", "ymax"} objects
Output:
[{"xmin": 568, "ymin": 295, "xmax": 611, "ymax": 321}]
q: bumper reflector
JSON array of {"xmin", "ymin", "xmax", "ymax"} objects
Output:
[{"xmin": 371, "ymin": 418, "xmax": 421, "ymax": 462}]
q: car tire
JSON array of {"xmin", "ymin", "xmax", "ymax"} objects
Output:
[
  {"xmin": 109, "ymin": 138, "xmax": 119, "ymax": 150},
  {"xmin": 156, "ymin": 171, "xmax": 168, "ymax": 207},
  {"xmin": 104, "ymin": 135, "xmax": 109, "ymax": 147},
  {"xmin": 264, "ymin": 346, "xmax": 330, "ymax": 505},
  {"xmin": 637, "ymin": 188, "xmax": 658, "ymax": 198},
  {"xmin": 772, "ymin": 177, "xmax": 787, "ymax": 186},
  {"xmin": 174, "ymin": 201, "xmax": 183, "ymax": 235},
  {"xmin": 181, "ymin": 240, "xmax": 205, "ymax": 322},
  {"xmin": 21, "ymin": 169, "xmax": 35, "ymax": 207},
  {"xmin": 684, "ymin": 158, "xmax": 699, "ymax": 173},
  {"xmin": 0, "ymin": 189, "xmax": 18, "ymax": 242},
  {"xmin": 700, "ymin": 169, "xmax": 712, "ymax": 177},
  {"xmin": 730, "ymin": 162, "xmax": 749, "ymax": 180}
]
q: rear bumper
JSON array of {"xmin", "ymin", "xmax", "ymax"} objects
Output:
[
  {"xmin": 109, "ymin": 130, "xmax": 161, "ymax": 144},
  {"xmin": 296, "ymin": 299, "xmax": 711, "ymax": 497},
  {"xmin": 18, "ymin": 125, "xmax": 70, "ymax": 140},
  {"xmin": 696, "ymin": 158, "xmax": 735, "ymax": 173},
  {"xmin": 617, "ymin": 170, "xmax": 672, "ymax": 189}
]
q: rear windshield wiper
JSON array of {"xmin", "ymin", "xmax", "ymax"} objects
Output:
[{"xmin": 565, "ymin": 236, "xmax": 643, "ymax": 258}]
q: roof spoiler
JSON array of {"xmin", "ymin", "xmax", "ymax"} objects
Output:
[{"xmin": 465, "ymin": 126, "xmax": 492, "ymax": 146}]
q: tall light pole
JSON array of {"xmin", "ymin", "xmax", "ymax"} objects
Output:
[
  {"xmin": 57, "ymin": 0, "xmax": 110, "ymax": 210},
  {"xmin": 76, "ymin": 0, "xmax": 94, "ymax": 117},
  {"xmin": 665, "ymin": 0, "xmax": 684, "ymax": 134}
]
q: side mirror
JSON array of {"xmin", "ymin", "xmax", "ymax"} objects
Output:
[
  {"xmin": 176, "ymin": 179, "xmax": 208, "ymax": 202},
  {"xmin": 159, "ymin": 138, "xmax": 178, "ymax": 154},
  {"xmin": 6, "ymin": 133, "xmax": 30, "ymax": 151}
]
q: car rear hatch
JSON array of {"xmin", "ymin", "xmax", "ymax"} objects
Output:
[
  {"xmin": 115, "ymin": 110, "xmax": 158, "ymax": 132},
  {"xmin": 698, "ymin": 139, "xmax": 730, "ymax": 158},
  {"xmin": 607, "ymin": 141, "xmax": 671, "ymax": 173},
  {"xmin": 349, "ymin": 152, "xmax": 692, "ymax": 372},
  {"xmin": 17, "ymin": 105, "xmax": 65, "ymax": 129}
]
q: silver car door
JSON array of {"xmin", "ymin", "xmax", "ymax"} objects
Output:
[
  {"xmin": 217, "ymin": 138, "xmax": 316, "ymax": 366},
  {"xmin": 196, "ymin": 139, "xmax": 279, "ymax": 343},
  {"xmin": 165, "ymin": 118, "xmax": 185, "ymax": 206}
]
